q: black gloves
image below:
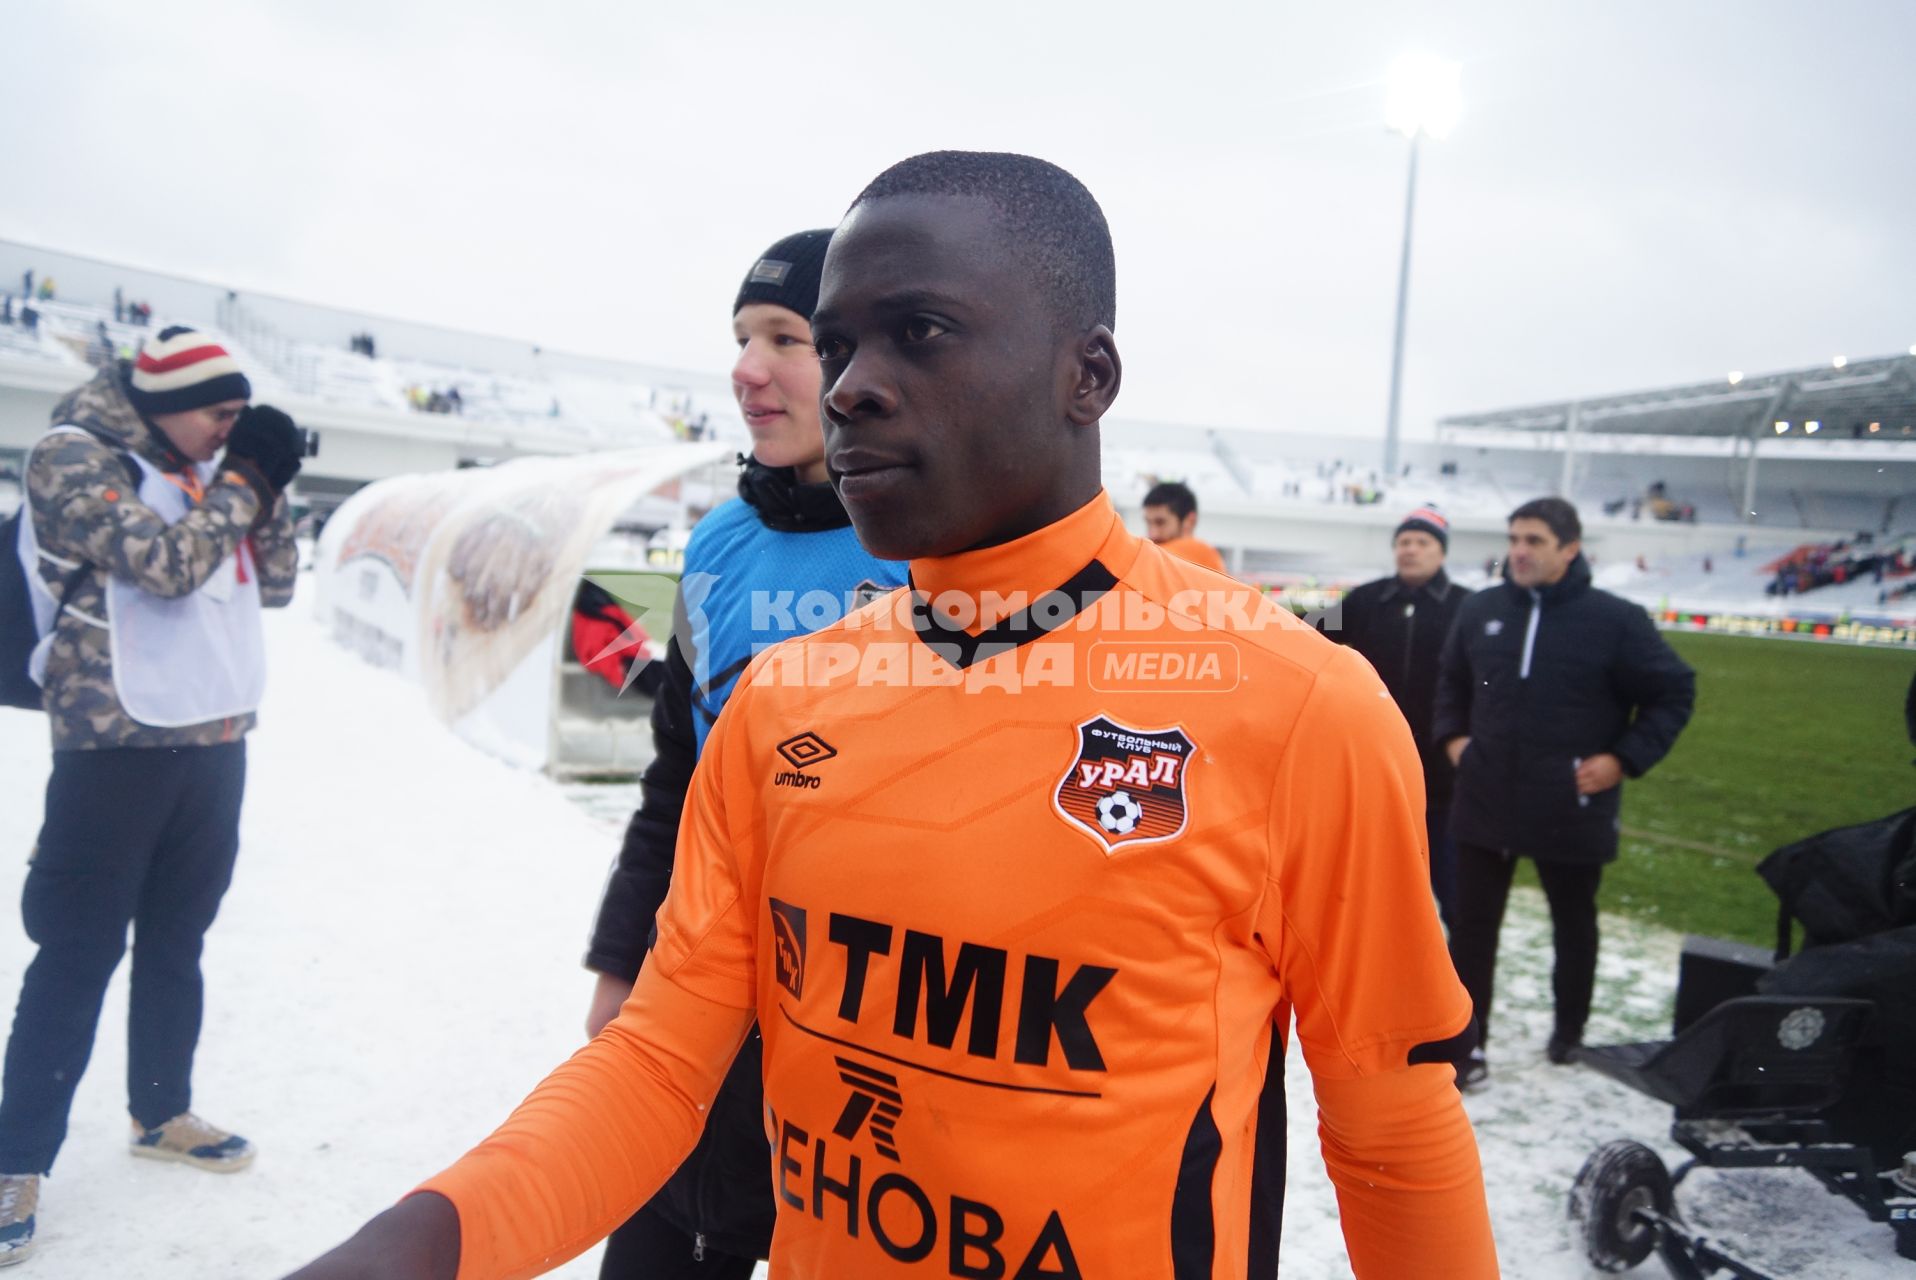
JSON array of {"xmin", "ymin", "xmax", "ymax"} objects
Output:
[{"xmin": 224, "ymin": 404, "xmax": 303, "ymax": 506}]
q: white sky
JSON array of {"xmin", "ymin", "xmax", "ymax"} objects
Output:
[{"xmin": 3, "ymin": 0, "xmax": 1912, "ymax": 443}]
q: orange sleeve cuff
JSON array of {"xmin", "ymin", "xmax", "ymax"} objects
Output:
[
  {"xmin": 416, "ymin": 967, "xmax": 755, "ymax": 1280},
  {"xmin": 1313, "ymin": 1063, "xmax": 1500, "ymax": 1278}
]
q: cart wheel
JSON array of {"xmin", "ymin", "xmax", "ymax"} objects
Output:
[{"xmin": 1568, "ymin": 1140, "xmax": 1674, "ymax": 1273}]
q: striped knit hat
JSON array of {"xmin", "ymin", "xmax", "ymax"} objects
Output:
[
  {"xmin": 126, "ymin": 326, "xmax": 252, "ymax": 416},
  {"xmin": 1395, "ymin": 504, "xmax": 1449, "ymax": 550}
]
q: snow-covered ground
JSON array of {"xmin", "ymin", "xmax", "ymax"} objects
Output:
[{"xmin": 0, "ymin": 586, "xmax": 1903, "ymax": 1277}]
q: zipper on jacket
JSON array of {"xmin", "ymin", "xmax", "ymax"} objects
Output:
[
  {"xmin": 693, "ymin": 1232, "xmax": 706, "ymax": 1262},
  {"xmin": 1401, "ymin": 599, "xmax": 1416, "ymax": 690},
  {"xmin": 1519, "ymin": 591, "xmax": 1542, "ymax": 679}
]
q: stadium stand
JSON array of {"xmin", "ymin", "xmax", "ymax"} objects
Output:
[
  {"xmin": 3, "ymin": 244, "xmax": 1908, "ymax": 569},
  {"xmin": 1762, "ymin": 535, "xmax": 1915, "ymax": 597},
  {"xmin": 0, "ymin": 281, "xmax": 698, "ymax": 454}
]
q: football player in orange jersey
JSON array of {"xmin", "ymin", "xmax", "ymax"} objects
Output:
[
  {"xmin": 290, "ymin": 153, "xmax": 1496, "ymax": 1280},
  {"xmin": 1140, "ymin": 481, "xmax": 1228, "ymax": 575}
]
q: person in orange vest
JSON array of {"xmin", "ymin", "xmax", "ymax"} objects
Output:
[{"xmin": 1140, "ymin": 480, "xmax": 1227, "ymax": 574}]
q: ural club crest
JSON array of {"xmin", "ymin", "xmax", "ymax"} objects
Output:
[{"xmin": 1054, "ymin": 715, "xmax": 1195, "ymax": 852}]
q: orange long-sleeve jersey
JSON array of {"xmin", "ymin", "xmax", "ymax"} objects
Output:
[
  {"xmin": 422, "ymin": 492, "xmax": 1498, "ymax": 1279},
  {"xmin": 1154, "ymin": 534, "xmax": 1227, "ymax": 575}
]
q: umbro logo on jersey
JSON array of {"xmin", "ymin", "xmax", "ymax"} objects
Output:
[
  {"xmin": 1054, "ymin": 716, "xmax": 1195, "ymax": 852},
  {"xmin": 775, "ymin": 731, "xmax": 837, "ymax": 789},
  {"xmin": 849, "ymin": 579, "xmax": 888, "ymax": 610},
  {"xmin": 1485, "ymin": 619, "xmax": 1504, "ymax": 636}
]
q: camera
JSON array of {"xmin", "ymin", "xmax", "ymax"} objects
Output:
[{"xmin": 296, "ymin": 427, "xmax": 321, "ymax": 459}]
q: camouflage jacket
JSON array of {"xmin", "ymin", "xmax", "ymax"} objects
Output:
[{"xmin": 24, "ymin": 364, "xmax": 298, "ymax": 750}]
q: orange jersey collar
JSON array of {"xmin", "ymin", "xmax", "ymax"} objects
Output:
[{"xmin": 909, "ymin": 490, "xmax": 1140, "ymax": 618}]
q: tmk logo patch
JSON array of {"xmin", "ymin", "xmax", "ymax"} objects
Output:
[
  {"xmin": 771, "ymin": 898, "xmax": 807, "ymax": 999},
  {"xmin": 1053, "ymin": 715, "xmax": 1194, "ymax": 851}
]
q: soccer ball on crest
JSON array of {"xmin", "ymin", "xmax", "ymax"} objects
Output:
[{"xmin": 1097, "ymin": 790, "xmax": 1143, "ymax": 835}]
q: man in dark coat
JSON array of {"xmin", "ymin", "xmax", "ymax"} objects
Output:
[
  {"xmin": 1434, "ymin": 497, "xmax": 1695, "ymax": 1086},
  {"xmin": 1330, "ymin": 505, "xmax": 1469, "ymax": 926}
]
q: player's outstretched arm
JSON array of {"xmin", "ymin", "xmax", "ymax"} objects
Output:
[
  {"xmin": 283, "ymin": 1192, "xmax": 459, "ymax": 1279},
  {"xmin": 286, "ymin": 962, "xmax": 753, "ymax": 1280},
  {"xmin": 288, "ymin": 704, "xmax": 762, "ymax": 1280},
  {"xmin": 1266, "ymin": 647, "xmax": 1498, "ymax": 1277}
]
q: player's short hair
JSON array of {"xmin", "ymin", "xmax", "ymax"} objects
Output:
[
  {"xmin": 850, "ymin": 151, "xmax": 1116, "ymax": 334},
  {"xmin": 1143, "ymin": 481, "xmax": 1197, "ymax": 521},
  {"xmin": 1509, "ymin": 496, "xmax": 1582, "ymax": 545}
]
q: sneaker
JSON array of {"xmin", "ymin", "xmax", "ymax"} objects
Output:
[
  {"xmin": 130, "ymin": 1114, "xmax": 255, "ymax": 1172},
  {"xmin": 0, "ymin": 1173, "xmax": 37, "ymax": 1267},
  {"xmin": 1456, "ymin": 1048, "xmax": 1489, "ymax": 1092},
  {"xmin": 1546, "ymin": 1033, "xmax": 1582, "ymax": 1065}
]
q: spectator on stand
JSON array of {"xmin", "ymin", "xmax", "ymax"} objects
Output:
[
  {"xmin": 85, "ymin": 322, "xmax": 112, "ymax": 368},
  {"xmin": 1435, "ymin": 497, "xmax": 1695, "ymax": 1089}
]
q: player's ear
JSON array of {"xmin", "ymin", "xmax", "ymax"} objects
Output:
[{"xmin": 1065, "ymin": 325, "xmax": 1121, "ymax": 426}]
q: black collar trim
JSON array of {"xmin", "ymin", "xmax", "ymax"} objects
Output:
[{"xmin": 908, "ymin": 558, "xmax": 1118, "ymax": 670}]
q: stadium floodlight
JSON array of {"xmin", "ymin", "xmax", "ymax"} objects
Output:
[
  {"xmin": 1832, "ymin": 355, "xmax": 1847, "ymax": 369},
  {"xmin": 1380, "ymin": 53, "xmax": 1461, "ymax": 480},
  {"xmin": 1726, "ymin": 371, "xmax": 1744, "ymax": 385},
  {"xmin": 1774, "ymin": 421, "xmax": 1790, "ymax": 433},
  {"xmin": 1805, "ymin": 420, "xmax": 1821, "ymax": 433},
  {"xmin": 1385, "ymin": 54, "xmax": 1463, "ymax": 140}
]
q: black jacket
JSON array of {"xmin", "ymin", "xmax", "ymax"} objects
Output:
[
  {"xmin": 1433, "ymin": 556, "xmax": 1696, "ymax": 864},
  {"xmin": 1331, "ymin": 569, "xmax": 1469, "ymax": 810},
  {"xmin": 582, "ymin": 459, "xmax": 855, "ymax": 1258}
]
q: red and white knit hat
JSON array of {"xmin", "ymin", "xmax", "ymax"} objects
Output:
[
  {"xmin": 1395, "ymin": 504, "xmax": 1449, "ymax": 550},
  {"xmin": 126, "ymin": 326, "xmax": 252, "ymax": 416}
]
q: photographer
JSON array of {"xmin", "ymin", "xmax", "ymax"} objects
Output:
[{"xmin": 0, "ymin": 327, "xmax": 301, "ymax": 1265}]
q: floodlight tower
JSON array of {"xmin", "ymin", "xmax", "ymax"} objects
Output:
[{"xmin": 1381, "ymin": 53, "xmax": 1462, "ymax": 481}]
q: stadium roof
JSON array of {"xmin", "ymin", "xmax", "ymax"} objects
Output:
[{"xmin": 1438, "ymin": 352, "xmax": 1916, "ymax": 439}]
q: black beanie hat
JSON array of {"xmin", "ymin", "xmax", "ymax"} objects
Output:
[
  {"xmin": 733, "ymin": 229, "xmax": 833, "ymax": 321},
  {"xmin": 1394, "ymin": 505, "xmax": 1450, "ymax": 551},
  {"xmin": 127, "ymin": 326, "xmax": 252, "ymax": 416}
]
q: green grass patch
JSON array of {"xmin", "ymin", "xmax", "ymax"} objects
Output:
[{"xmin": 1512, "ymin": 632, "xmax": 1914, "ymax": 945}]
